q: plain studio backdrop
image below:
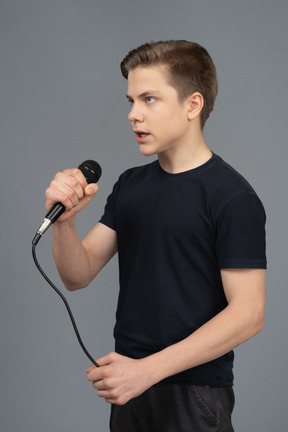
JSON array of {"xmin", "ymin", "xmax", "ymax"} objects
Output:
[{"xmin": 0, "ymin": 1, "xmax": 287, "ymax": 431}]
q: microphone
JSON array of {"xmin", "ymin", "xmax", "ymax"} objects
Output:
[{"xmin": 32, "ymin": 160, "xmax": 102, "ymax": 245}]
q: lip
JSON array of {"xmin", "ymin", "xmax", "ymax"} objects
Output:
[{"xmin": 133, "ymin": 130, "xmax": 151, "ymax": 144}]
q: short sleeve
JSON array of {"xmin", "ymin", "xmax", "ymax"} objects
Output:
[
  {"xmin": 99, "ymin": 179, "xmax": 120, "ymax": 231},
  {"xmin": 216, "ymin": 192, "xmax": 267, "ymax": 269}
]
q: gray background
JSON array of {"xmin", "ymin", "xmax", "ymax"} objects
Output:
[{"xmin": 1, "ymin": 0, "xmax": 287, "ymax": 431}]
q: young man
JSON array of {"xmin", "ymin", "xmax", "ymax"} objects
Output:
[{"xmin": 45, "ymin": 41, "xmax": 266, "ymax": 431}]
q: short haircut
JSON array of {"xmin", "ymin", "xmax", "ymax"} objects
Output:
[{"xmin": 120, "ymin": 40, "xmax": 218, "ymax": 129}]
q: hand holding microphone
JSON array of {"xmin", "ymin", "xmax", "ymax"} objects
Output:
[{"xmin": 33, "ymin": 160, "xmax": 102, "ymax": 245}]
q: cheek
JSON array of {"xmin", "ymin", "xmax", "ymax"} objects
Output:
[{"xmin": 166, "ymin": 114, "xmax": 188, "ymax": 134}]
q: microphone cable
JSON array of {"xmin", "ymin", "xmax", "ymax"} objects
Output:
[
  {"xmin": 32, "ymin": 239, "xmax": 100, "ymax": 368},
  {"xmin": 31, "ymin": 160, "xmax": 101, "ymax": 367}
]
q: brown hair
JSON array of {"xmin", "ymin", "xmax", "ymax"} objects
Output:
[{"xmin": 120, "ymin": 40, "xmax": 218, "ymax": 128}]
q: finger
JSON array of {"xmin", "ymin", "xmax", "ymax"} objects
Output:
[
  {"xmin": 87, "ymin": 366, "xmax": 104, "ymax": 382},
  {"xmin": 86, "ymin": 364, "xmax": 97, "ymax": 373},
  {"xmin": 86, "ymin": 353, "xmax": 115, "ymax": 381},
  {"xmin": 57, "ymin": 170, "xmax": 86, "ymax": 201},
  {"xmin": 58, "ymin": 171, "xmax": 98, "ymax": 205},
  {"xmin": 47, "ymin": 185, "xmax": 80, "ymax": 211},
  {"xmin": 92, "ymin": 379, "xmax": 107, "ymax": 391},
  {"xmin": 45, "ymin": 186, "xmax": 74, "ymax": 212},
  {"xmin": 46, "ymin": 170, "xmax": 87, "ymax": 211},
  {"xmin": 97, "ymin": 389, "xmax": 111, "ymax": 401},
  {"xmin": 95, "ymin": 352, "xmax": 116, "ymax": 367},
  {"xmin": 63, "ymin": 168, "xmax": 88, "ymax": 189}
]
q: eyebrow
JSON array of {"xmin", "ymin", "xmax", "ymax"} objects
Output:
[{"xmin": 126, "ymin": 90, "xmax": 161, "ymax": 100}]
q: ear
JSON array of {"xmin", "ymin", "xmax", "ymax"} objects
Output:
[{"xmin": 187, "ymin": 92, "xmax": 204, "ymax": 121}]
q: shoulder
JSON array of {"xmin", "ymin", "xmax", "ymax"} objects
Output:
[
  {"xmin": 207, "ymin": 155, "xmax": 264, "ymax": 201},
  {"xmin": 201, "ymin": 154, "xmax": 266, "ymax": 225},
  {"xmin": 209, "ymin": 154, "xmax": 255, "ymax": 192}
]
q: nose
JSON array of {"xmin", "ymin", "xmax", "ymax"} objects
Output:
[{"xmin": 128, "ymin": 103, "xmax": 144, "ymax": 123}]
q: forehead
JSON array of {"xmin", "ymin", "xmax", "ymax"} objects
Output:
[{"xmin": 127, "ymin": 65, "xmax": 175, "ymax": 96}]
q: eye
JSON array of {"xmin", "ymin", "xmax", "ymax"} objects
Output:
[
  {"xmin": 145, "ymin": 96, "xmax": 156, "ymax": 104},
  {"xmin": 127, "ymin": 98, "xmax": 134, "ymax": 106}
]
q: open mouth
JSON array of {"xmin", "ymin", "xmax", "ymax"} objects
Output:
[
  {"xmin": 133, "ymin": 130, "xmax": 151, "ymax": 143},
  {"xmin": 138, "ymin": 133, "xmax": 149, "ymax": 137}
]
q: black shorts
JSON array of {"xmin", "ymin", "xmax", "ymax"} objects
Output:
[{"xmin": 110, "ymin": 382, "xmax": 235, "ymax": 432}]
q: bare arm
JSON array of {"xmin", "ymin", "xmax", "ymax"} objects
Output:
[
  {"xmin": 144, "ymin": 268, "xmax": 265, "ymax": 380},
  {"xmin": 45, "ymin": 168, "xmax": 117, "ymax": 291},
  {"xmin": 52, "ymin": 221, "xmax": 117, "ymax": 291},
  {"xmin": 87, "ymin": 268, "xmax": 265, "ymax": 405}
]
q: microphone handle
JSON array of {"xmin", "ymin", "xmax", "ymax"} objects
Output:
[
  {"xmin": 32, "ymin": 202, "xmax": 65, "ymax": 245},
  {"xmin": 45, "ymin": 202, "xmax": 66, "ymax": 223}
]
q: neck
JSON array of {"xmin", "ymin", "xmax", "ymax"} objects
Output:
[{"xmin": 158, "ymin": 132, "xmax": 212, "ymax": 174}]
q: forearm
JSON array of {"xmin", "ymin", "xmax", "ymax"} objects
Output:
[
  {"xmin": 142, "ymin": 269, "xmax": 266, "ymax": 386},
  {"xmin": 143, "ymin": 302, "xmax": 264, "ymax": 386},
  {"xmin": 87, "ymin": 302, "xmax": 264, "ymax": 405},
  {"xmin": 52, "ymin": 218, "xmax": 92, "ymax": 290}
]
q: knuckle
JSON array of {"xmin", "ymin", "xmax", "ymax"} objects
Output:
[
  {"xmin": 73, "ymin": 168, "xmax": 82, "ymax": 176},
  {"xmin": 109, "ymin": 352, "xmax": 117, "ymax": 361},
  {"xmin": 115, "ymin": 395, "xmax": 126, "ymax": 406},
  {"xmin": 45, "ymin": 188, "xmax": 51, "ymax": 199},
  {"xmin": 62, "ymin": 194, "xmax": 73, "ymax": 207},
  {"xmin": 54, "ymin": 172, "xmax": 63, "ymax": 181},
  {"xmin": 45, "ymin": 185, "xmax": 58, "ymax": 202},
  {"xmin": 73, "ymin": 168, "xmax": 86, "ymax": 184},
  {"xmin": 109, "ymin": 388, "xmax": 119, "ymax": 399},
  {"xmin": 50, "ymin": 179, "xmax": 59, "ymax": 189},
  {"xmin": 102, "ymin": 368, "xmax": 111, "ymax": 379},
  {"xmin": 70, "ymin": 177, "xmax": 79, "ymax": 188},
  {"xmin": 103, "ymin": 377, "xmax": 113, "ymax": 388},
  {"xmin": 66, "ymin": 187, "xmax": 76, "ymax": 199}
]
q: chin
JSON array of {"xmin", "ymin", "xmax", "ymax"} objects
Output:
[{"xmin": 139, "ymin": 145, "xmax": 157, "ymax": 157}]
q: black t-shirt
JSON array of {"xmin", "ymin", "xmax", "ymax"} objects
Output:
[{"xmin": 100, "ymin": 153, "xmax": 267, "ymax": 387}]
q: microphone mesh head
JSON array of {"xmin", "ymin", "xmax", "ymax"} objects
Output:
[{"xmin": 78, "ymin": 160, "xmax": 102, "ymax": 184}]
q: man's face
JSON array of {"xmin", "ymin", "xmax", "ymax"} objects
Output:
[{"xmin": 126, "ymin": 65, "xmax": 191, "ymax": 157}]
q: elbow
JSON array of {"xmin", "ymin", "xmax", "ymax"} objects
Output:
[
  {"xmin": 235, "ymin": 303, "xmax": 265, "ymax": 341},
  {"xmin": 249, "ymin": 307, "xmax": 265, "ymax": 338},
  {"xmin": 64, "ymin": 282, "xmax": 82, "ymax": 292},
  {"xmin": 255, "ymin": 313, "xmax": 265, "ymax": 335},
  {"xmin": 63, "ymin": 271, "xmax": 98, "ymax": 291},
  {"xmin": 252, "ymin": 317, "xmax": 264, "ymax": 337},
  {"xmin": 63, "ymin": 279, "xmax": 89, "ymax": 292}
]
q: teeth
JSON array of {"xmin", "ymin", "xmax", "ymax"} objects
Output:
[{"xmin": 139, "ymin": 133, "xmax": 148, "ymax": 137}]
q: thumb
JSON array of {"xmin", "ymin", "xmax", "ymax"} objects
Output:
[
  {"xmin": 85, "ymin": 183, "xmax": 99, "ymax": 197},
  {"xmin": 86, "ymin": 352, "xmax": 113, "ymax": 373}
]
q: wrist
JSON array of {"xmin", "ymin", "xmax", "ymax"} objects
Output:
[
  {"xmin": 139, "ymin": 352, "xmax": 172, "ymax": 387},
  {"xmin": 53, "ymin": 214, "xmax": 76, "ymax": 228}
]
